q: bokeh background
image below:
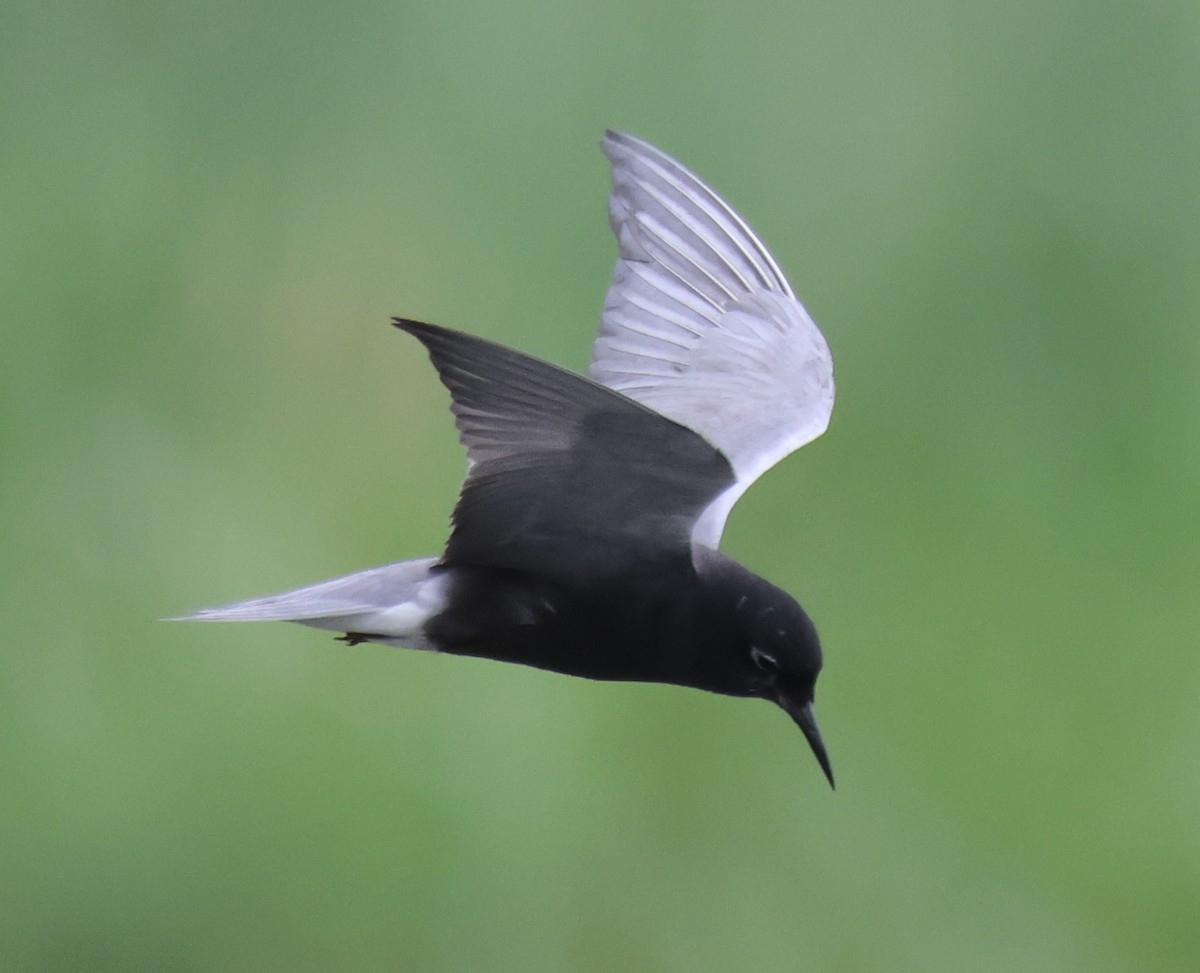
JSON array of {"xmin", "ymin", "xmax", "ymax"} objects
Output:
[{"xmin": 4, "ymin": 0, "xmax": 1198, "ymax": 969}]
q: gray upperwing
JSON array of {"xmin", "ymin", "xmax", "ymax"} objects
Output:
[{"xmin": 394, "ymin": 319, "xmax": 735, "ymax": 584}]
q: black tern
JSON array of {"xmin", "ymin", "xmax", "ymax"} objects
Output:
[{"xmin": 181, "ymin": 131, "xmax": 837, "ymax": 787}]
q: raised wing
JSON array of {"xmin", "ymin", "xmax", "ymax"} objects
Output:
[
  {"xmin": 592, "ymin": 131, "xmax": 834, "ymax": 549},
  {"xmin": 394, "ymin": 319, "xmax": 735, "ymax": 585}
]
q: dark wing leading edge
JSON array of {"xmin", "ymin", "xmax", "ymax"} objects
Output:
[
  {"xmin": 593, "ymin": 131, "xmax": 835, "ymax": 550},
  {"xmin": 393, "ymin": 319, "xmax": 735, "ymax": 585}
]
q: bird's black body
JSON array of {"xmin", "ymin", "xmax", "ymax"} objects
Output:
[
  {"xmin": 425, "ymin": 548, "xmax": 819, "ymax": 699},
  {"xmin": 183, "ymin": 132, "xmax": 838, "ymax": 788},
  {"xmin": 388, "ymin": 319, "xmax": 834, "ymax": 786}
]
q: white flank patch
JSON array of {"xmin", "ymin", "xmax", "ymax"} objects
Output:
[{"xmin": 295, "ymin": 570, "xmax": 450, "ymax": 651}]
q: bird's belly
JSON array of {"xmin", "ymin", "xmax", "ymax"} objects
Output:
[{"xmin": 426, "ymin": 566, "xmax": 681, "ymax": 684}]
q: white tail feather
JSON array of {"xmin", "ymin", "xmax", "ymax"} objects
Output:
[{"xmin": 170, "ymin": 557, "xmax": 446, "ymax": 649}]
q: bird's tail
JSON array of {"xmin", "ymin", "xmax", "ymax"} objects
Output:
[{"xmin": 169, "ymin": 557, "xmax": 445, "ymax": 647}]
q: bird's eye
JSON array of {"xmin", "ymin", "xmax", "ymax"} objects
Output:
[{"xmin": 750, "ymin": 647, "xmax": 779, "ymax": 674}]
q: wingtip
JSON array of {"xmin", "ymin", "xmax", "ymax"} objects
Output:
[
  {"xmin": 600, "ymin": 129, "xmax": 648, "ymax": 163},
  {"xmin": 393, "ymin": 318, "xmax": 452, "ymax": 346},
  {"xmin": 601, "ymin": 129, "xmax": 683, "ymax": 166}
]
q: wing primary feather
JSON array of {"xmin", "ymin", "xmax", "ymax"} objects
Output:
[
  {"xmin": 631, "ymin": 178, "xmax": 760, "ymax": 294},
  {"xmin": 602, "ymin": 130, "xmax": 794, "ymax": 297},
  {"xmin": 633, "ymin": 213, "xmax": 741, "ymax": 304},
  {"xmin": 623, "ymin": 261, "xmax": 725, "ymax": 321}
]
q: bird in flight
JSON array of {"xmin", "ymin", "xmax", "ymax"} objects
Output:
[{"xmin": 181, "ymin": 131, "xmax": 837, "ymax": 787}]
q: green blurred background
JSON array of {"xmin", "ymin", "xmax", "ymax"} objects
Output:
[{"xmin": 4, "ymin": 0, "xmax": 1198, "ymax": 969}]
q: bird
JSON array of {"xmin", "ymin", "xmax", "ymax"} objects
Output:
[{"xmin": 179, "ymin": 131, "xmax": 837, "ymax": 787}]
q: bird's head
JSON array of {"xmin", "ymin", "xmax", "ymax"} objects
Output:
[{"xmin": 733, "ymin": 583, "xmax": 834, "ymax": 789}]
